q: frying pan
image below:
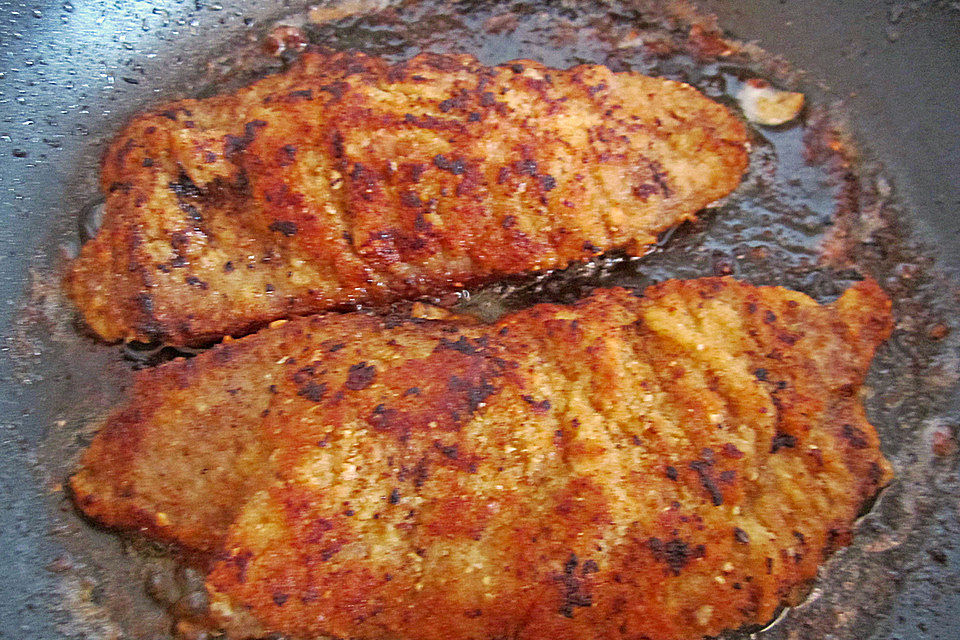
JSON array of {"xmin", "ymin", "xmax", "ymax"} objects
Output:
[{"xmin": 1, "ymin": 1, "xmax": 958, "ymax": 639}]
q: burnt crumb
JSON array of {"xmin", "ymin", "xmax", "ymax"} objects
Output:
[
  {"xmin": 753, "ymin": 367, "xmax": 769, "ymax": 381},
  {"xmin": 168, "ymin": 171, "xmax": 203, "ymax": 200},
  {"xmin": 776, "ymin": 331, "xmax": 799, "ymax": 345},
  {"xmin": 648, "ymin": 537, "xmax": 702, "ymax": 575},
  {"xmin": 369, "ymin": 404, "xmax": 398, "ymax": 432},
  {"xmin": 293, "ymin": 364, "xmax": 319, "ymax": 384},
  {"xmin": 539, "ymin": 174, "xmax": 557, "ymax": 191},
  {"xmin": 465, "ymin": 609, "xmax": 483, "ymax": 619},
  {"xmin": 825, "ymin": 528, "xmax": 851, "ymax": 554},
  {"xmin": 631, "ymin": 435, "xmax": 642, "ymax": 446},
  {"xmin": 448, "ymin": 375, "xmax": 497, "ymax": 413},
  {"xmin": 179, "ymin": 202, "xmax": 202, "ymax": 222},
  {"xmin": 501, "ymin": 215, "xmax": 517, "ymax": 229},
  {"xmin": 227, "ymin": 550, "xmax": 253, "ymax": 584},
  {"xmin": 771, "ymin": 431, "xmax": 797, "ymax": 453},
  {"xmin": 510, "ymin": 63, "xmax": 524, "ymax": 73},
  {"xmin": 468, "ymin": 112, "xmax": 482, "ymax": 122},
  {"xmin": 411, "ymin": 460, "xmax": 431, "ymax": 488},
  {"xmin": 344, "ymin": 509, "xmax": 355, "ymax": 517},
  {"xmin": 403, "ymin": 386, "xmax": 421, "ymax": 397},
  {"xmin": 587, "ymin": 82, "xmax": 608, "ymax": 95},
  {"xmin": 286, "ymin": 89, "xmax": 313, "ymax": 101},
  {"xmin": 268, "ymin": 220, "xmax": 298, "ymax": 237},
  {"xmin": 185, "ymin": 276, "xmax": 208, "ymax": 289},
  {"xmin": 141, "ymin": 157, "xmax": 154, "ymax": 167},
  {"xmin": 413, "ymin": 211, "xmax": 431, "ymax": 233},
  {"xmin": 665, "ymin": 465, "xmax": 678, "ymax": 480},
  {"xmin": 326, "ymin": 342, "xmax": 346, "ymax": 352},
  {"xmin": 224, "ymin": 119, "xmax": 267, "ymax": 157},
  {"xmin": 297, "ymin": 381, "xmax": 328, "ymax": 403},
  {"xmin": 583, "ymin": 241, "xmax": 600, "ymax": 253},
  {"xmin": 516, "ymin": 159, "xmax": 538, "ymax": 176},
  {"xmin": 688, "ymin": 460, "xmax": 723, "ymax": 506},
  {"xmin": 521, "ymin": 395, "xmax": 552, "ymax": 412},
  {"xmin": 272, "ymin": 593, "xmax": 289, "ymax": 606},
  {"xmin": 436, "ymin": 335, "xmax": 486, "ymax": 355},
  {"xmin": 840, "ymin": 423, "xmax": 869, "ymax": 449},
  {"xmin": 555, "ymin": 553, "xmax": 592, "ymax": 618},
  {"xmin": 331, "ymin": 130, "xmax": 345, "ymax": 158},
  {"xmin": 764, "ymin": 310, "xmax": 777, "ymax": 324},
  {"xmin": 648, "ymin": 161, "xmax": 673, "ymax": 198},
  {"xmin": 203, "ymin": 151, "xmax": 218, "ymax": 164},
  {"xmin": 734, "ymin": 527, "xmax": 750, "ymax": 544},
  {"xmin": 435, "ymin": 442, "xmax": 459, "ymax": 459},
  {"xmin": 223, "ymin": 261, "xmax": 234, "ymax": 273},
  {"xmin": 480, "ymin": 91, "xmax": 497, "ymax": 107},
  {"xmin": 582, "ymin": 559, "xmax": 600, "ymax": 575},
  {"xmin": 388, "ymin": 488, "xmax": 401, "ymax": 504},
  {"xmin": 433, "ymin": 153, "xmax": 466, "ymax": 175},
  {"xmin": 319, "ymin": 543, "xmax": 342, "ymax": 561},
  {"xmin": 400, "ymin": 191, "xmax": 423, "ymax": 208},
  {"xmin": 265, "ymin": 283, "xmax": 275, "ymax": 293},
  {"xmin": 345, "ymin": 362, "xmax": 377, "ymax": 390}
]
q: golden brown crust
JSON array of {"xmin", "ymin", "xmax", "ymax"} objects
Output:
[
  {"xmin": 65, "ymin": 50, "xmax": 749, "ymax": 345},
  {"xmin": 71, "ymin": 278, "xmax": 892, "ymax": 640}
]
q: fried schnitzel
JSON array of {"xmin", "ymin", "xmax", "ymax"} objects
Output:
[
  {"xmin": 71, "ymin": 277, "xmax": 892, "ymax": 640},
  {"xmin": 65, "ymin": 50, "xmax": 749, "ymax": 345}
]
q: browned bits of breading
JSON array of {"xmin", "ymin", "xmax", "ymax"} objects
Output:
[
  {"xmin": 70, "ymin": 277, "xmax": 893, "ymax": 640},
  {"xmin": 65, "ymin": 50, "xmax": 750, "ymax": 346}
]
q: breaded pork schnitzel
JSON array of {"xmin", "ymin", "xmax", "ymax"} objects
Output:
[
  {"xmin": 66, "ymin": 50, "xmax": 749, "ymax": 345},
  {"xmin": 71, "ymin": 277, "xmax": 892, "ymax": 640}
]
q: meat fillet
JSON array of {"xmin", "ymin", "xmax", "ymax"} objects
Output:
[
  {"xmin": 65, "ymin": 50, "xmax": 749, "ymax": 345},
  {"xmin": 71, "ymin": 277, "xmax": 893, "ymax": 640}
]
